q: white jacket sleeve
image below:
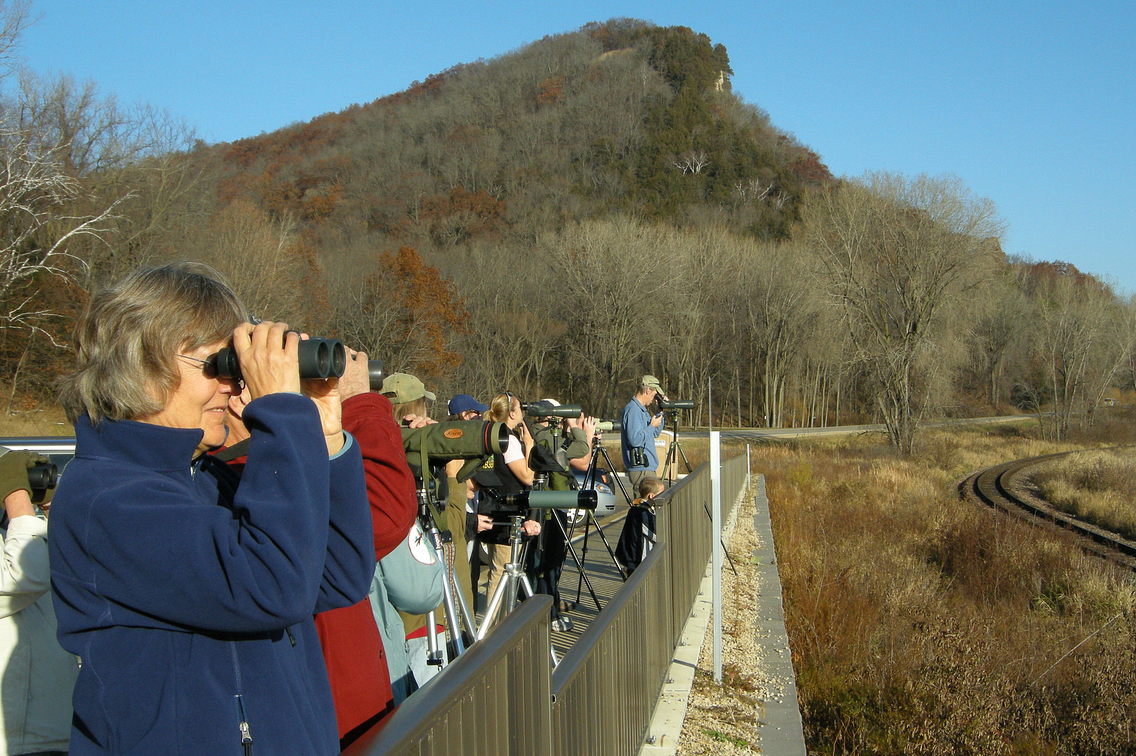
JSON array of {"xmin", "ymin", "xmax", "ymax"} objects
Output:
[{"xmin": 0, "ymin": 515, "xmax": 50, "ymax": 619}]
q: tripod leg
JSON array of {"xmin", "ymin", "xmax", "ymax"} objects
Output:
[
  {"xmin": 573, "ymin": 515, "xmax": 593, "ymax": 605},
  {"xmin": 512, "ymin": 573, "xmax": 559, "ymax": 666},
  {"xmin": 425, "ymin": 609, "xmax": 444, "ymax": 668},
  {"xmin": 662, "ymin": 438, "xmax": 680, "ymax": 486},
  {"xmin": 676, "ymin": 441, "xmax": 694, "ymax": 474},
  {"xmin": 554, "ymin": 508, "xmax": 603, "ymax": 611},
  {"xmin": 477, "ymin": 567, "xmax": 513, "ymax": 640},
  {"xmin": 476, "ymin": 531, "xmax": 531, "ymax": 639},
  {"xmin": 608, "ymin": 468, "xmax": 634, "ymax": 505},
  {"xmin": 589, "ymin": 513, "xmax": 628, "ymax": 581},
  {"xmin": 451, "ymin": 556, "xmax": 477, "ymax": 644}
]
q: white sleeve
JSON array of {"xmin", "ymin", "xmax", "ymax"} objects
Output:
[
  {"xmin": 0, "ymin": 516, "xmax": 50, "ymax": 619},
  {"xmin": 502, "ymin": 434, "xmax": 524, "ymax": 465}
]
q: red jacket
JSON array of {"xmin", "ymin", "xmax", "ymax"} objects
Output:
[
  {"xmin": 221, "ymin": 393, "xmax": 418, "ymax": 743},
  {"xmin": 314, "ymin": 393, "xmax": 418, "ymax": 741}
]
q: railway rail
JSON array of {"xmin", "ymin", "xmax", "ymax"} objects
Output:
[{"xmin": 959, "ymin": 451, "xmax": 1136, "ymax": 572}]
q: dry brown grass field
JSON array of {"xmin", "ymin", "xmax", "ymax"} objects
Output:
[
  {"xmin": 1031, "ymin": 448, "xmax": 1136, "ymax": 541},
  {"xmin": 0, "ymin": 400, "xmax": 72, "ymax": 437},
  {"xmin": 760, "ymin": 415, "xmax": 1136, "ymax": 755}
]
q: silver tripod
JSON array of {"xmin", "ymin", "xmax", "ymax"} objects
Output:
[
  {"xmin": 476, "ymin": 515, "xmax": 537, "ymax": 639},
  {"xmin": 418, "ymin": 487, "xmax": 477, "ymax": 668},
  {"xmin": 475, "ymin": 514, "xmax": 558, "ymax": 665}
]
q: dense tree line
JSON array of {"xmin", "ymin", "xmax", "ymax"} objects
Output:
[{"xmin": 0, "ymin": 8, "xmax": 1132, "ymax": 451}]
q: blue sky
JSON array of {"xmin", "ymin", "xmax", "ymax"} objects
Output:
[{"xmin": 17, "ymin": 0, "xmax": 1136, "ymax": 295}]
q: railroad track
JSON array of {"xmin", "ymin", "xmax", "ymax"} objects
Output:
[{"xmin": 959, "ymin": 451, "xmax": 1136, "ymax": 572}]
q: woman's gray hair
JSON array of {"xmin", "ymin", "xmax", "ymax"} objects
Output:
[{"xmin": 58, "ymin": 262, "xmax": 248, "ymax": 423}]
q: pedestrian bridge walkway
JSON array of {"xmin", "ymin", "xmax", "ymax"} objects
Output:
[{"xmin": 344, "ymin": 453, "xmax": 807, "ymax": 756}]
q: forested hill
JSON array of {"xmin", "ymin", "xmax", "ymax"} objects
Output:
[
  {"xmin": 5, "ymin": 14, "xmax": 1129, "ymax": 440},
  {"xmin": 204, "ymin": 19, "xmax": 832, "ymax": 253}
]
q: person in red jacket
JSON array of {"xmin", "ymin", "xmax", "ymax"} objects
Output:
[{"xmin": 220, "ymin": 347, "xmax": 417, "ymax": 749}]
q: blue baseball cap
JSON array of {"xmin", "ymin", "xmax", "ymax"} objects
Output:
[{"xmin": 448, "ymin": 394, "xmax": 488, "ymax": 415}]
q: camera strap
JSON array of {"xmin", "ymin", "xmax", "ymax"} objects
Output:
[{"xmin": 213, "ymin": 439, "xmax": 251, "ymax": 463}]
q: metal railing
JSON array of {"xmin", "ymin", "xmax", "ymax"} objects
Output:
[
  {"xmin": 342, "ymin": 597, "xmax": 554, "ymax": 756},
  {"xmin": 350, "ymin": 452, "xmax": 751, "ymax": 755},
  {"xmin": 550, "ymin": 543, "xmax": 673, "ymax": 756}
]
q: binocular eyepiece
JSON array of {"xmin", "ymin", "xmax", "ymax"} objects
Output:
[
  {"xmin": 368, "ymin": 358, "xmax": 384, "ymax": 392},
  {"xmin": 28, "ymin": 462, "xmax": 57, "ymax": 491},
  {"xmin": 214, "ymin": 336, "xmax": 347, "ymax": 383}
]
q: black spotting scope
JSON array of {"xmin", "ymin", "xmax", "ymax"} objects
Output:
[
  {"xmin": 494, "ymin": 489, "xmax": 598, "ymax": 511},
  {"xmin": 523, "ymin": 401, "xmax": 583, "ymax": 419}
]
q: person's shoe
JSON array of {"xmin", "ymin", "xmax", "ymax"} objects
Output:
[{"xmin": 551, "ymin": 616, "xmax": 574, "ymax": 632}]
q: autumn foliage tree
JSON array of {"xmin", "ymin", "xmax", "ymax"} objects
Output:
[{"xmin": 331, "ymin": 246, "xmax": 466, "ymax": 383}]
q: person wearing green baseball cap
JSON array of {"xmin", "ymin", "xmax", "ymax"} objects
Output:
[{"xmin": 380, "ymin": 372, "xmax": 437, "ymax": 426}]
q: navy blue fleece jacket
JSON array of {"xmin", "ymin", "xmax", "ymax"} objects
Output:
[{"xmin": 49, "ymin": 393, "xmax": 374, "ymax": 755}]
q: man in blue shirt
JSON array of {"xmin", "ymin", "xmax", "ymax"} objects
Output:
[{"xmin": 620, "ymin": 375, "xmax": 666, "ymax": 493}]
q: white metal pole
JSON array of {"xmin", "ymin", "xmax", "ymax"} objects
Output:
[{"xmin": 711, "ymin": 429, "xmax": 722, "ymax": 685}]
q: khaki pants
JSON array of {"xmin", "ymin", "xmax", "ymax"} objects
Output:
[{"xmin": 484, "ymin": 542, "xmax": 513, "ymax": 605}]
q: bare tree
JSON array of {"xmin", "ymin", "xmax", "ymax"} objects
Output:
[
  {"xmin": 0, "ymin": 125, "xmax": 121, "ymax": 339},
  {"xmin": 1026, "ymin": 271, "xmax": 1132, "ymax": 439},
  {"xmin": 672, "ymin": 150, "xmax": 710, "ymax": 175},
  {"xmin": 802, "ymin": 172, "xmax": 1005, "ymax": 453},
  {"xmin": 540, "ymin": 216, "xmax": 677, "ymax": 413}
]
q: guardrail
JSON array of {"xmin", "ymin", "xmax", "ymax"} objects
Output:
[
  {"xmin": 343, "ymin": 597, "xmax": 555, "ymax": 756},
  {"xmin": 348, "ymin": 451, "xmax": 751, "ymax": 755}
]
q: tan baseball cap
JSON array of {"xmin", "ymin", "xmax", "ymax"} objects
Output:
[
  {"xmin": 641, "ymin": 375, "xmax": 664, "ymax": 392},
  {"xmin": 380, "ymin": 373, "xmax": 436, "ymax": 403}
]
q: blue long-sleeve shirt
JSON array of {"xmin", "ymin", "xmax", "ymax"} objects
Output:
[{"xmin": 620, "ymin": 396, "xmax": 664, "ymax": 472}]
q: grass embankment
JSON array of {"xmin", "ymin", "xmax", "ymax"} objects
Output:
[
  {"xmin": 0, "ymin": 398, "xmax": 72, "ymax": 436},
  {"xmin": 764, "ymin": 419, "xmax": 1136, "ymax": 755},
  {"xmin": 1031, "ymin": 449, "xmax": 1136, "ymax": 541}
]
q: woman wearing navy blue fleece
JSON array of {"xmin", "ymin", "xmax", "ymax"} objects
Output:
[{"xmin": 50, "ymin": 263, "xmax": 374, "ymax": 756}]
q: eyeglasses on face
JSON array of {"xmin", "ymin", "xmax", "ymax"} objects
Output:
[{"xmin": 178, "ymin": 353, "xmax": 219, "ymax": 379}]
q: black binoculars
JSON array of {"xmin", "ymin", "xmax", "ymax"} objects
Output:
[
  {"xmin": 368, "ymin": 358, "xmax": 384, "ymax": 392},
  {"xmin": 28, "ymin": 462, "xmax": 57, "ymax": 491},
  {"xmin": 214, "ymin": 337, "xmax": 347, "ymax": 382}
]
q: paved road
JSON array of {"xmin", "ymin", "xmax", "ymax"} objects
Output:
[{"xmin": 675, "ymin": 415, "xmax": 1027, "ymax": 442}]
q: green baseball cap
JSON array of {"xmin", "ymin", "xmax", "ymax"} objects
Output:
[
  {"xmin": 641, "ymin": 374, "xmax": 664, "ymax": 392},
  {"xmin": 380, "ymin": 373, "xmax": 436, "ymax": 403}
]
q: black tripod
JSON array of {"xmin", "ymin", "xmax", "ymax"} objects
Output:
[
  {"xmin": 568, "ymin": 432, "xmax": 630, "ymax": 608},
  {"xmin": 659, "ymin": 409, "xmax": 695, "ymax": 485},
  {"xmin": 659, "ymin": 410, "xmax": 738, "ymax": 576},
  {"xmin": 526, "ymin": 421, "xmax": 606, "ymax": 614}
]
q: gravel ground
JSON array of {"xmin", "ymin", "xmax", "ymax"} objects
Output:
[{"xmin": 675, "ymin": 491, "xmax": 780, "ymax": 755}]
